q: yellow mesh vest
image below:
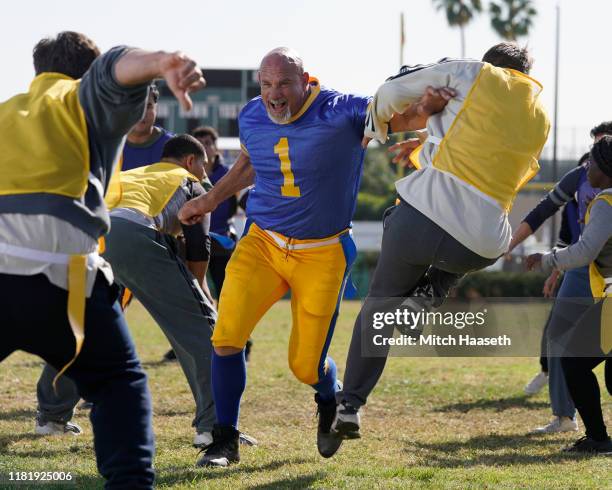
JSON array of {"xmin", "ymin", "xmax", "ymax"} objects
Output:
[
  {"xmin": 0, "ymin": 74, "xmax": 92, "ymax": 386},
  {"xmin": 585, "ymin": 194, "xmax": 612, "ymax": 298},
  {"xmin": 108, "ymin": 162, "xmax": 199, "ymax": 218},
  {"xmin": 411, "ymin": 64, "xmax": 550, "ymax": 212},
  {"xmin": 0, "ymin": 73, "xmax": 89, "ymax": 197},
  {"xmin": 105, "ymin": 153, "xmax": 124, "ymax": 209},
  {"xmin": 584, "ymin": 193, "xmax": 612, "ymax": 354}
]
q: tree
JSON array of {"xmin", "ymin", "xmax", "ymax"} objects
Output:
[
  {"xmin": 355, "ymin": 144, "xmax": 398, "ymax": 220},
  {"xmin": 432, "ymin": 0, "xmax": 483, "ymax": 58},
  {"xmin": 489, "ymin": 0, "xmax": 537, "ymax": 40}
]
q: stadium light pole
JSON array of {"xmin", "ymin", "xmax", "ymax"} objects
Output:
[
  {"xmin": 399, "ymin": 12, "xmax": 405, "ymax": 68},
  {"xmin": 549, "ymin": 3, "xmax": 560, "ymax": 248}
]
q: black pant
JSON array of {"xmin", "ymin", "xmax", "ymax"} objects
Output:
[
  {"xmin": 560, "ymin": 296, "xmax": 612, "ymax": 441},
  {"xmin": 0, "ymin": 273, "xmax": 155, "ymax": 489},
  {"xmin": 208, "ymin": 252, "xmax": 232, "ymax": 298},
  {"xmin": 339, "ymin": 201, "xmax": 497, "ymax": 408},
  {"xmin": 562, "ymin": 356, "xmax": 611, "ymax": 441}
]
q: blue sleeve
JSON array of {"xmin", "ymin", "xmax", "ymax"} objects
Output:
[
  {"xmin": 336, "ymin": 94, "xmax": 371, "ymax": 135},
  {"xmin": 238, "ymin": 100, "xmax": 258, "ymax": 153},
  {"xmin": 556, "ymin": 203, "xmax": 574, "ymax": 248},
  {"xmin": 523, "ymin": 166, "xmax": 584, "ymax": 232}
]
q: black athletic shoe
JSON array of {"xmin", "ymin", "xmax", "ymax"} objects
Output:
[
  {"xmin": 239, "ymin": 431, "xmax": 258, "ymax": 446},
  {"xmin": 196, "ymin": 425, "xmax": 240, "ymax": 467},
  {"xmin": 562, "ymin": 436, "xmax": 612, "ymax": 455},
  {"xmin": 162, "ymin": 349, "xmax": 177, "ymax": 362},
  {"xmin": 333, "ymin": 401, "xmax": 361, "ymax": 439},
  {"xmin": 315, "ymin": 393, "xmax": 342, "ymax": 458},
  {"xmin": 245, "ymin": 339, "xmax": 253, "ymax": 363}
]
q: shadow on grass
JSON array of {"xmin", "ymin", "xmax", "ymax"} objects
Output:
[
  {"xmin": 434, "ymin": 395, "xmax": 549, "ymax": 413},
  {"xmin": 155, "ymin": 457, "xmax": 311, "ymax": 486},
  {"xmin": 0, "ymin": 433, "xmax": 92, "ymax": 459},
  {"xmin": 0, "ymin": 432, "xmax": 40, "ymax": 450},
  {"xmin": 141, "ymin": 359, "xmax": 173, "ymax": 369},
  {"xmin": 0, "ymin": 408, "xmax": 37, "ymax": 421},
  {"xmin": 403, "ymin": 433, "xmax": 594, "ymax": 467},
  {"xmin": 248, "ymin": 471, "xmax": 326, "ymax": 489},
  {"xmin": 154, "ymin": 407, "xmax": 192, "ymax": 417}
]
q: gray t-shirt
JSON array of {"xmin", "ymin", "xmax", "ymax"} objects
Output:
[
  {"xmin": 0, "ymin": 46, "xmax": 149, "ymax": 239},
  {"xmin": 543, "ymin": 189, "xmax": 612, "ymax": 278}
]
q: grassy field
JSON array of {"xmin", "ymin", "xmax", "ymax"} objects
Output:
[{"xmin": 0, "ymin": 300, "xmax": 610, "ymax": 489}]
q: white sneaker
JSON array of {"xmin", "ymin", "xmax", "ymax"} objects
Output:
[
  {"xmin": 524, "ymin": 371, "xmax": 548, "ymax": 395},
  {"xmin": 35, "ymin": 420, "xmax": 82, "ymax": 436},
  {"xmin": 193, "ymin": 431, "xmax": 213, "ymax": 448},
  {"xmin": 531, "ymin": 416, "xmax": 579, "ymax": 434}
]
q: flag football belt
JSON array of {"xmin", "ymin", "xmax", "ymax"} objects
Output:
[
  {"xmin": 0, "ymin": 241, "xmax": 103, "ymax": 388},
  {"xmin": 264, "ymin": 229, "xmax": 349, "ymax": 251}
]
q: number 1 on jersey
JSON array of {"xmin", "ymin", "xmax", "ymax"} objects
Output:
[{"xmin": 274, "ymin": 137, "xmax": 301, "ymax": 197}]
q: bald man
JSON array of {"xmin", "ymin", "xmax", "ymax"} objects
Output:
[{"xmin": 180, "ymin": 48, "xmax": 445, "ymax": 467}]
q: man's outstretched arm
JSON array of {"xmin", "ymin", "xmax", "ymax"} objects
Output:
[
  {"xmin": 365, "ymin": 61, "xmax": 464, "ymax": 144},
  {"xmin": 114, "ymin": 49, "xmax": 205, "ymax": 110},
  {"xmin": 179, "ymin": 151, "xmax": 255, "ymax": 224}
]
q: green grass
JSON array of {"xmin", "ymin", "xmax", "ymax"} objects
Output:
[{"xmin": 0, "ymin": 300, "xmax": 610, "ymax": 489}]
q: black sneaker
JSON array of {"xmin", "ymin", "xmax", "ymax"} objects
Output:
[
  {"xmin": 239, "ymin": 431, "xmax": 258, "ymax": 446},
  {"xmin": 315, "ymin": 393, "xmax": 342, "ymax": 458},
  {"xmin": 333, "ymin": 401, "xmax": 361, "ymax": 439},
  {"xmin": 162, "ymin": 349, "xmax": 177, "ymax": 362},
  {"xmin": 196, "ymin": 425, "xmax": 240, "ymax": 467},
  {"xmin": 245, "ymin": 339, "xmax": 253, "ymax": 363},
  {"xmin": 563, "ymin": 436, "xmax": 612, "ymax": 455}
]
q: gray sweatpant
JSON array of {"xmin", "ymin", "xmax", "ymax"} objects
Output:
[
  {"xmin": 37, "ymin": 218, "xmax": 217, "ymax": 432},
  {"xmin": 338, "ymin": 201, "xmax": 497, "ymax": 408}
]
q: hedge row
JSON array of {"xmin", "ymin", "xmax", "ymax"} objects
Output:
[
  {"xmin": 453, "ymin": 271, "xmax": 549, "ymax": 298},
  {"xmin": 350, "ymin": 254, "xmax": 549, "ymax": 298}
]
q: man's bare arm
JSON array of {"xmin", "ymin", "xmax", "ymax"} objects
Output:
[
  {"xmin": 365, "ymin": 87, "xmax": 456, "ymax": 152},
  {"xmin": 507, "ymin": 221, "xmax": 534, "ymax": 253},
  {"xmin": 388, "ymin": 86, "xmax": 456, "ymax": 133},
  {"xmin": 179, "ymin": 151, "xmax": 254, "ymax": 224}
]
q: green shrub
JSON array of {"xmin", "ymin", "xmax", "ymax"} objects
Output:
[
  {"xmin": 350, "ymin": 256, "xmax": 550, "ymax": 298},
  {"xmin": 354, "ymin": 192, "xmax": 396, "ymax": 220},
  {"xmin": 454, "ymin": 271, "xmax": 549, "ymax": 298}
]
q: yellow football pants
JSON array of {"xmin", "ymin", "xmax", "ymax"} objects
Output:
[{"xmin": 212, "ymin": 222, "xmax": 356, "ymax": 385}]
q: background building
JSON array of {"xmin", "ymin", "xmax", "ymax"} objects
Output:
[{"xmin": 157, "ymin": 68, "xmax": 258, "ymax": 138}]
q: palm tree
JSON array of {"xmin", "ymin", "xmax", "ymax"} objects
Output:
[
  {"xmin": 489, "ymin": 0, "xmax": 537, "ymax": 40},
  {"xmin": 432, "ymin": 0, "xmax": 483, "ymax": 58}
]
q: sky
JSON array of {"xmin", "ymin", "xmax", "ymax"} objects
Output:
[{"xmin": 2, "ymin": 0, "xmax": 609, "ymax": 159}]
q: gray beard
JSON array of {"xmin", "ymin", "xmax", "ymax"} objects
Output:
[{"xmin": 266, "ymin": 106, "xmax": 292, "ymax": 124}]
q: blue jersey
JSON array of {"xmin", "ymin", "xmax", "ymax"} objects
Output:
[
  {"xmin": 239, "ymin": 80, "xmax": 370, "ymax": 239},
  {"xmin": 122, "ymin": 126, "xmax": 174, "ymax": 171}
]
